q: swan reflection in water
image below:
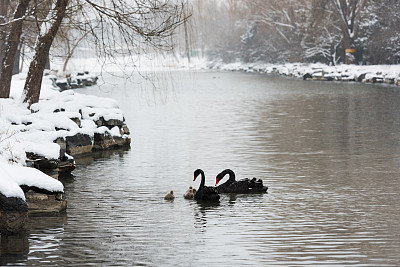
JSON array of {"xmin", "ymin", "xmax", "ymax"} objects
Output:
[{"xmin": 193, "ymin": 200, "xmax": 221, "ymax": 229}]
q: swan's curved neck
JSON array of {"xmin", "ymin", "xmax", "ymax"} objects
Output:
[
  {"xmin": 224, "ymin": 169, "xmax": 235, "ymax": 182},
  {"xmin": 199, "ymin": 170, "xmax": 205, "ymax": 187}
]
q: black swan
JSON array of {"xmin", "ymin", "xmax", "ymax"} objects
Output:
[
  {"xmin": 215, "ymin": 169, "xmax": 268, "ymax": 193},
  {"xmin": 164, "ymin": 190, "xmax": 175, "ymax": 200},
  {"xmin": 183, "ymin": 186, "xmax": 196, "ymax": 199},
  {"xmin": 193, "ymin": 169, "xmax": 220, "ymax": 201}
]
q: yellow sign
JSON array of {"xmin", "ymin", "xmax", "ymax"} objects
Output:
[{"xmin": 345, "ymin": 48, "xmax": 356, "ymax": 53}]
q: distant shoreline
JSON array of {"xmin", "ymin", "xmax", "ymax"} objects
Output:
[{"xmin": 204, "ymin": 61, "xmax": 400, "ymax": 87}]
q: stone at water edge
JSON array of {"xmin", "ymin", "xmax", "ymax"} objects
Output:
[
  {"xmin": 24, "ymin": 190, "xmax": 67, "ymax": 217},
  {"xmin": 0, "ymin": 193, "xmax": 28, "ymax": 235},
  {"xmin": 65, "ymin": 133, "xmax": 93, "ymax": 155}
]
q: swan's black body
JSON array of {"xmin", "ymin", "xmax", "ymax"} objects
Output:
[
  {"xmin": 216, "ymin": 169, "xmax": 268, "ymax": 193},
  {"xmin": 193, "ymin": 169, "xmax": 220, "ymax": 201}
]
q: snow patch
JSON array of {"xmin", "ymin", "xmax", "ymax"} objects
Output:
[{"xmin": 0, "ymin": 161, "xmax": 63, "ymax": 199}]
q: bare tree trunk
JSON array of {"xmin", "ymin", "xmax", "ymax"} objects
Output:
[
  {"xmin": 0, "ymin": 0, "xmax": 10, "ymax": 22},
  {"xmin": 0, "ymin": 0, "xmax": 30, "ymax": 98},
  {"xmin": 22, "ymin": 0, "xmax": 68, "ymax": 107},
  {"xmin": 0, "ymin": 0, "xmax": 11, "ymax": 67},
  {"xmin": 13, "ymin": 44, "xmax": 20, "ymax": 75},
  {"xmin": 19, "ymin": 36, "xmax": 25, "ymax": 72},
  {"xmin": 13, "ymin": 37, "xmax": 24, "ymax": 75},
  {"xmin": 0, "ymin": 0, "xmax": 9, "ymax": 71},
  {"xmin": 45, "ymin": 55, "xmax": 51, "ymax": 70}
]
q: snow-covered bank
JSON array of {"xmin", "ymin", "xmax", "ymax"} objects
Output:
[
  {"xmin": 0, "ymin": 72, "xmax": 131, "ymax": 229},
  {"xmin": 206, "ymin": 61, "xmax": 400, "ymax": 85}
]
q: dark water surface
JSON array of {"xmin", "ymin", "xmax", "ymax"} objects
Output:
[{"xmin": 2, "ymin": 71, "xmax": 400, "ymax": 266}]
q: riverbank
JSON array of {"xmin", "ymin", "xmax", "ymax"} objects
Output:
[
  {"xmin": 204, "ymin": 61, "xmax": 400, "ymax": 86},
  {"xmin": 158, "ymin": 55, "xmax": 400, "ymax": 85},
  {"xmin": 0, "ymin": 72, "xmax": 131, "ymax": 234}
]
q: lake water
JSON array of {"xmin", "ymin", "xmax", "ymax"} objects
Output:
[{"xmin": 2, "ymin": 71, "xmax": 400, "ymax": 266}]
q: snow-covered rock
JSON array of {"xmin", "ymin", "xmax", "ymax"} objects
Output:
[
  {"xmin": 0, "ymin": 191, "xmax": 28, "ymax": 235},
  {"xmin": 0, "ymin": 162, "xmax": 64, "ymax": 196},
  {"xmin": 207, "ymin": 61, "xmax": 400, "ymax": 86}
]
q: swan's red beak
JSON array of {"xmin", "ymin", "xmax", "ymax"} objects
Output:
[
  {"xmin": 193, "ymin": 176, "xmax": 196, "ymax": 181},
  {"xmin": 215, "ymin": 178, "xmax": 220, "ymax": 186}
]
